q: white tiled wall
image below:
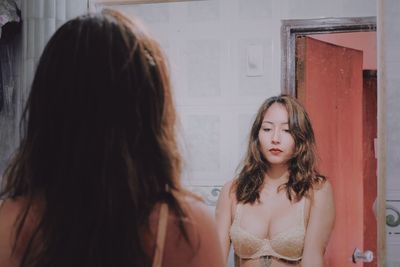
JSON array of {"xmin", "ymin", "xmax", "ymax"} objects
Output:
[
  {"xmin": 387, "ymin": 244, "xmax": 400, "ymax": 267},
  {"xmin": 20, "ymin": 0, "xmax": 87, "ymax": 108},
  {"xmin": 380, "ymin": 0, "xmax": 400, "ymax": 264},
  {"xmin": 101, "ymin": 0, "xmax": 376, "ymax": 189}
]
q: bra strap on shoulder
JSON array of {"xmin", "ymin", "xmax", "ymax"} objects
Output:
[
  {"xmin": 233, "ymin": 203, "xmax": 243, "ymax": 223},
  {"xmin": 299, "ymin": 197, "xmax": 306, "ymax": 229},
  {"xmin": 152, "ymin": 203, "xmax": 169, "ymax": 267}
]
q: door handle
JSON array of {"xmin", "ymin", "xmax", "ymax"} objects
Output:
[{"xmin": 352, "ymin": 248, "xmax": 373, "ymax": 263}]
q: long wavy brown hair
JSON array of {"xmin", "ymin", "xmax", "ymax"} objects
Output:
[
  {"xmin": 1, "ymin": 9, "xmax": 193, "ymax": 267},
  {"xmin": 234, "ymin": 95, "xmax": 325, "ymax": 204}
]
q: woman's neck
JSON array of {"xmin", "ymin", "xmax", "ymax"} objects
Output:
[{"xmin": 264, "ymin": 165, "xmax": 289, "ymax": 188}]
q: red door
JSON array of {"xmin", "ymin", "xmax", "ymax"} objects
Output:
[{"xmin": 296, "ymin": 36, "xmax": 377, "ymax": 266}]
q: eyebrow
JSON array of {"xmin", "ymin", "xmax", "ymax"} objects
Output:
[{"xmin": 262, "ymin": 121, "xmax": 289, "ymax": 125}]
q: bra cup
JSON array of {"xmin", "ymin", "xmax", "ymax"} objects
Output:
[
  {"xmin": 230, "ymin": 199, "xmax": 306, "ymax": 261},
  {"xmin": 230, "ymin": 226, "xmax": 266, "ymax": 257},
  {"xmin": 230, "ymin": 224, "xmax": 304, "ymax": 260},
  {"xmin": 269, "ymin": 229, "xmax": 305, "ymax": 259}
]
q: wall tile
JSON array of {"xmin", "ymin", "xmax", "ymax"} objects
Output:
[
  {"xmin": 26, "ymin": 18, "xmax": 35, "ymax": 59},
  {"xmin": 43, "ymin": 18, "xmax": 56, "ymax": 44},
  {"xmin": 238, "ymin": 0, "xmax": 272, "ymax": 20},
  {"xmin": 187, "ymin": 0, "xmax": 220, "ymax": 22},
  {"xmin": 387, "ymin": 244, "xmax": 400, "ymax": 266},
  {"xmin": 66, "ymin": 0, "xmax": 87, "ymax": 20},
  {"xmin": 34, "ymin": 18, "xmax": 45, "ymax": 59},
  {"xmin": 55, "ymin": 0, "xmax": 66, "ymax": 21},
  {"xmin": 44, "ymin": 0, "xmax": 56, "ymax": 18}
]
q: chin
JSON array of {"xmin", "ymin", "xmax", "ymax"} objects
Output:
[
  {"xmin": 265, "ymin": 157, "xmax": 290, "ymax": 166},
  {"xmin": 266, "ymin": 159, "xmax": 286, "ymax": 165}
]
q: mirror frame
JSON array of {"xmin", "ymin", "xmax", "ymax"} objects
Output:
[{"xmin": 281, "ymin": 16, "xmax": 386, "ymax": 266}]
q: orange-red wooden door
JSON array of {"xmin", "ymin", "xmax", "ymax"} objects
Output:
[{"xmin": 296, "ymin": 36, "xmax": 377, "ymax": 266}]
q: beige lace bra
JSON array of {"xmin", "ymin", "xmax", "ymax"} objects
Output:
[{"xmin": 229, "ymin": 198, "xmax": 306, "ymax": 262}]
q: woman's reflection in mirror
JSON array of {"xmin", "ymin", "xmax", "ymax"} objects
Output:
[{"xmin": 216, "ymin": 95, "xmax": 335, "ymax": 267}]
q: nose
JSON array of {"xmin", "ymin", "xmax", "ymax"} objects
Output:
[{"xmin": 271, "ymin": 129, "xmax": 281, "ymax": 144}]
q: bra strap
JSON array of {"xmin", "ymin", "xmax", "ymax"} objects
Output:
[
  {"xmin": 233, "ymin": 203, "xmax": 243, "ymax": 223},
  {"xmin": 152, "ymin": 203, "xmax": 169, "ymax": 267},
  {"xmin": 298, "ymin": 197, "xmax": 306, "ymax": 229}
]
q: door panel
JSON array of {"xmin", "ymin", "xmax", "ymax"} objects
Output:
[{"xmin": 296, "ymin": 36, "xmax": 376, "ymax": 266}]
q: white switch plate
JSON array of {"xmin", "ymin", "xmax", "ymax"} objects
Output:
[{"xmin": 246, "ymin": 44, "xmax": 263, "ymax": 77}]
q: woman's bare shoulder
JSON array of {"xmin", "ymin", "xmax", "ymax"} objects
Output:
[
  {"xmin": 220, "ymin": 179, "xmax": 237, "ymax": 201},
  {"xmin": 0, "ymin": 198, "xmax": 31, "ymax": 267},
  {"xmin": 176, "ymin": 193, "xmax": 212, "ymax": 221},
  {"xmin": 311, "ymin": 179, "xmax": 333, "ymax": 198},
  {"xmin": 0, "ymin": 198, "xmax": 26, "ymax": 224},
  {"xmin": 222, "ymin": 179, "xmax": 235, "ymax": 191},
  {"xmin": 306, "ymin": 179, "xmax": 334, "ymax": 216},
  {"xmin": 0, "ymin": 197, "xmax": 42, "ymax": 235},
  {"xmin": 163, "ymin": 193, "xmax": 224, "ymax": 267},
  {"xmin": 304, "ymin": 177, "xmax": 331, "ymax": 196}
]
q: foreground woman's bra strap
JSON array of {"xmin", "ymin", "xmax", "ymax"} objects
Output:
[{"xmin": 152, "ymin": 203, "xmax": 169, "ymax": 267}]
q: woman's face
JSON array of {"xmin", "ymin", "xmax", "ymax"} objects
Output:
[{"xmin": 258, "ymin": 103, "xmax": 295, "ymax": 167}]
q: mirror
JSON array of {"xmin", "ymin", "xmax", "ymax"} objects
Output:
[{"xmin": 92, "ymin": 1, "xmax": 380, "ymax": 266}]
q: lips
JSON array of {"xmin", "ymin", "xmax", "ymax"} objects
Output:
[{"xmin": 269, "ymin": 148, "xmax": 283, "ymax": 155}]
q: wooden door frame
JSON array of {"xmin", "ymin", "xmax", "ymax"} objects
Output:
[
  {"xmin": 281, "ymin": 17, "xmax": 387, "ymax": 266},
  {"xmin": 281, "ymin": 17, "xmax": 376, "ymax": 96}
]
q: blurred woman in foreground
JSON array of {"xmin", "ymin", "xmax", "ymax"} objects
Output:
[{"xmin": 0, "ymin": 9, "xmax": 223, "ymax": 267}]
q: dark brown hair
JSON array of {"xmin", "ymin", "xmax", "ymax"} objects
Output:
[
  {"xmin": 1, "ymin": 9, "xmax": 190, "ymax": 267},
  {"xmin": 234, "ymin": 95, "xmax": 325, "ymax": 204}
]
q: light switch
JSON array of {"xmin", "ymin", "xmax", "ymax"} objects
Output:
[{"xmin": 246, "ymin": 44, "xmax": 263, "ymax": 77}]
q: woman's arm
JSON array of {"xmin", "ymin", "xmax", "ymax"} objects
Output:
[
  {"xmin": 301, "ymin": 180, "xmax": 335, "ymax": 267},
  {"xmin": 215, "ymin": 181, "xmax": 234, "ymax": 265}
]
